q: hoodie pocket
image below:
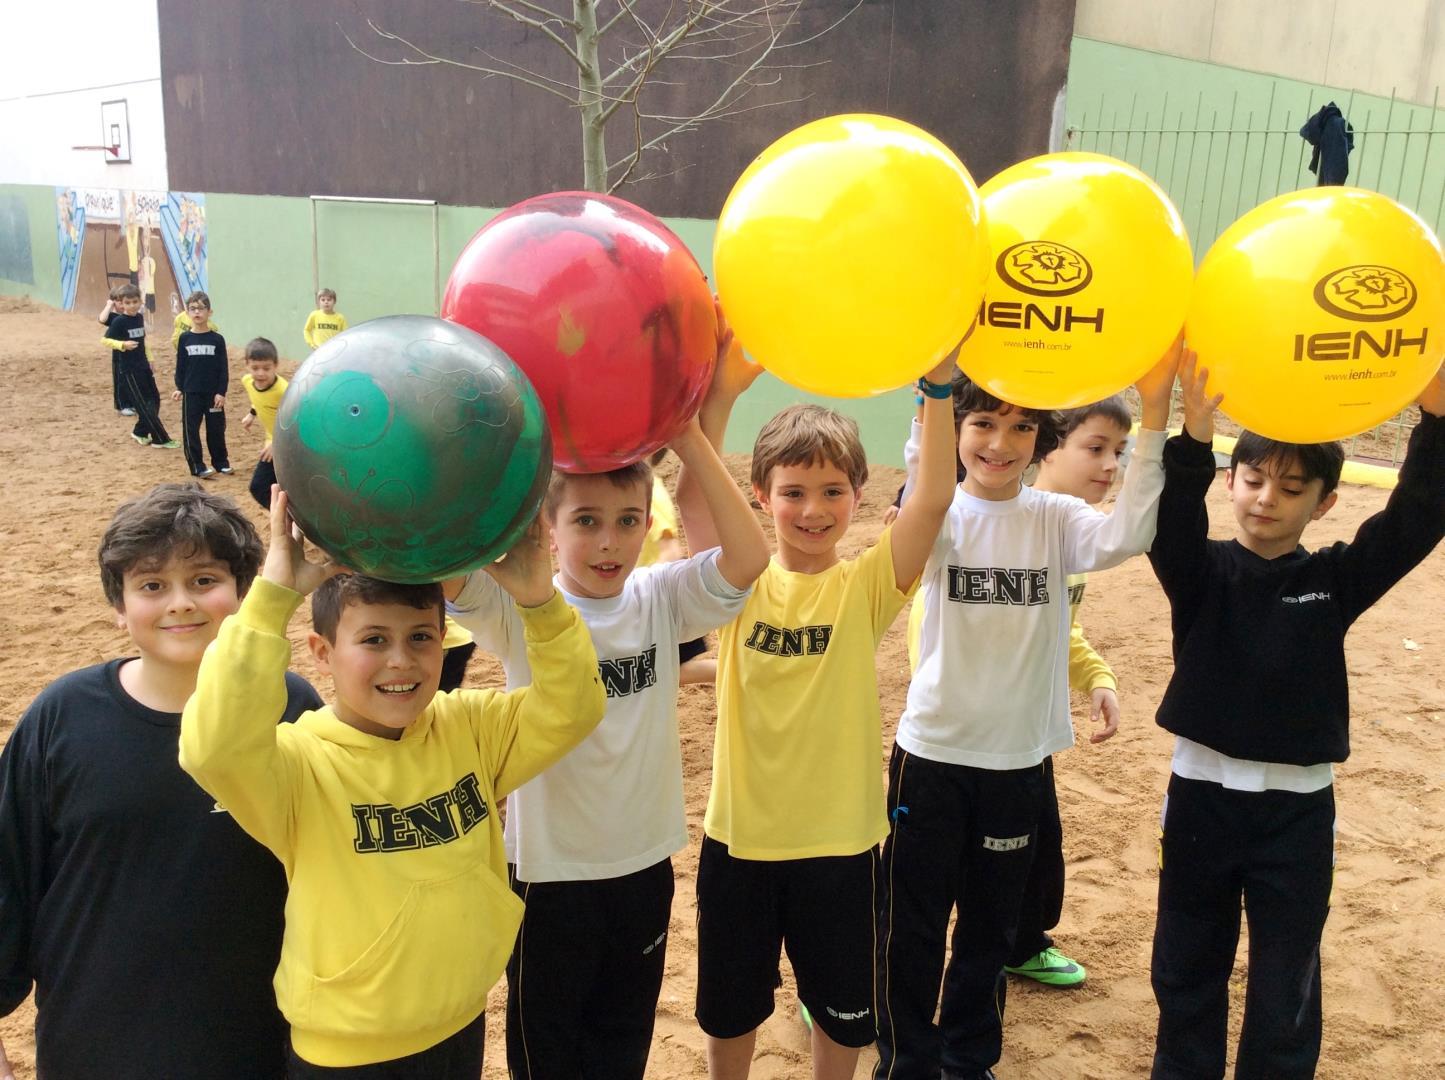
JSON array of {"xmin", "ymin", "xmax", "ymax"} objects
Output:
[{"xmin": 291, "ymin": 861, "xmax": 525, "ymax": 1038}]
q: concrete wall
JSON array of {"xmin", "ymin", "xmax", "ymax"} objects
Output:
[
  {"xmin": 1075, "ymin": 0, "xmax": 1445, "ymax": 106},
  {"xmin": 0, "ymin": 0, "xmax": 170, "ymax": 191},
  {"xmin": 0, "ymin": 187, "xmax": 62, "ymax": 301}
]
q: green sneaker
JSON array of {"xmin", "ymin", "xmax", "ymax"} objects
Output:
[
  {"xmin": 130, "ymin": 432, "xmax": 152, "ymax": 446},
  {"xmin": 799, "ymin": 998, "xmax": 813, "ymax": 1031},
  {"xmin": 1004, "ymin": 946, "xmax": 1086, "ymax": 987},
  {"xmin": 153, "ymin": 439, "xmax": 181, "ymax": 449}
]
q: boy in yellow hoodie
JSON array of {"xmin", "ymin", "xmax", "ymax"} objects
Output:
[{"xmin": 180, "ymin": 489, "xmax": 605, "ymax": 1075}]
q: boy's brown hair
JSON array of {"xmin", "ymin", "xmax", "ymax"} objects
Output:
[
  {"xmin": 245, "ymin": 337, "xmax": 279, "ymax": 363},
  {"xmin": 316, "ymin": 288, "xmax": 337, "ymax": 302},
  {"xmin": 542, "ymin": 462, "xmax": 653, "ymax": 518},
  {"xmin": 311, "ymin": 574, "xmax": 445, "ymax": 642},
  {"xmin": 751, "ymin": 404, "xmax": 869, "ymax": 493},
  {"xmin": 115, "ymin": 283, "xmax": 141, "ymax": 301},
  {"xmin": 99, "ymin": 484, "xmax": 263, "ymax": 608},
  {"xmin": 1058, "ymin": 395, "xmax": 1132, "ymax": 441},
  {"xmin": 185, "ymin": 290, "xmax": 212, "ymax": 310}
]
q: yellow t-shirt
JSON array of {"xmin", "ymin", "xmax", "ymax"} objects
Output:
[
  {"xmin": 241, "ymin": 373, "xmax": 288, "ymax": 440},
  {"xmin": 304, "ymin": 310, "xmax": 349, "ymax": 349},
  {"xmin": 638, "ymin": 475, "xmax": 679, "ymax": 567},
  {"xmin": 706, "ymin": 527, "xmax": 911, "ymax": 860}
]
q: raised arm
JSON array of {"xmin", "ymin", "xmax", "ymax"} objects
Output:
[
  {"xmin": 1061, "ymin": 335, "xmax": 1182, "ymax": 574},
  {"xmin": 676, "ymin": 308, "xmax": 763, "ymax": 555},
  {"xmin": 889, "ymin": 351, "xmax": 960, "ymax": 590},
  {"xmin": 1332, "ymin": 365, "xmax": 1445, "ymax": 623},
  {"xmin": 670, "ymin": 418, "xmax": 769, "ymax": 590},
  {"xmin": 486, "ymin": 597, "xmax": 607, "ymax": 798},
  {"xmin": 1146, "ymin": 349, "xmax": 1223, "ymax": 603},
  {"xmin": 179, "ymin": 488, "xmax": 337, "ymax": 857}
]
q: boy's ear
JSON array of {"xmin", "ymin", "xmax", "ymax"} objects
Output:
[
  {"xmin": 1224, "ymin": 467, "xmax": 1236, "ymax": 492},
  {"xmin": 114, "ymin": 605, "xmax": 127, "ymax": 630},
  {"xmin": 752, "ymin": 483, "xmax": 771, "ymax": 512},
  {"xmin": 1311, "ymin": 490, "xmax": 1339, "ymax": 521},
  {"xmin": 307, "ymin": 631, "xmax": 333, "ymax": 674}
]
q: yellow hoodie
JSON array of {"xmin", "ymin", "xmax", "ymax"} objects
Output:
[{"xmin": 180, "ymin": 579, "xmax": 605, "ymax": 1067}]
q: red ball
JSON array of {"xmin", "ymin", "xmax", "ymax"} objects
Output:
[{"xmin": 441, "ymin": 192, "xmax": 717, "ymax": 473}]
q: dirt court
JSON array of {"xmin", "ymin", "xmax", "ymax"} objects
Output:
[{"xmin": 1, "ymin": 297, "xmax": 1443, "ymax": 1078}]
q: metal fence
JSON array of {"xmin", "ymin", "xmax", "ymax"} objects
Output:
[{"xmin": 1067, "ymin": 84, "xmax": 1445, "ymax": 467}]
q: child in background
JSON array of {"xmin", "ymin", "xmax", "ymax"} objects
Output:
[
  {"xmin": 304, "ymin": 288, "xmax": 348, "ymax": 349},
  {"xmin": 1147, "ymin": 356, "xmax": 1445, "ymax": 1079},
  {"xmin": 240, "ymin": 337, "xmax": 285, "ymax": 508},
  {"xmin": 0, "ymin": 484, "xmax": 322, "ymax": 1079},
  {"xmin": 99, "ymin": 285, "xmax": 136, "ymax": 416},
  {"xmin": 172, "ymin": 291, "xmax": 231, "ymax": 478},
  {"xmin": 180, "ymin": 491, "xmax": 605, "ymax": 1075},
  {"xmin": 171, "ymin": 303, "xmax": 220, "ymax": 349},
  {"xmin": 449, "ymin": 400, "xmax": 768, "ymax": 1080},
  {"xmin": 678, "ymin": 337, "xmax": 960, "ymax": 1080},
  {"xmin": 874, "ymin": 346, "xmax": 1177, "ymax": 1080},
  {"xmin": 101, "ymin": 283, "xmax": 178, "ymax": 449}
]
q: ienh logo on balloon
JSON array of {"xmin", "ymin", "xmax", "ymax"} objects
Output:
[
  {"xmin": 976, "ymin": 241, "xmax": 1105, "ymax": 335},
  {"xmin": 1293, "ymin": 264, "xmax": 1429, "ymax": 362}
]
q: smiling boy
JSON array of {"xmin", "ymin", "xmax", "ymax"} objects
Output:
[
  {"xmin": 180, "ymin": 489, "xmax": 606, "ymax": 1075},
  {"xmin": 1147, "ymin": 355, "xmax": 1445, "ymax": 1078},
  {"xmin": 0, "ymin": 484, "xmax": 322, "ymax": 1079}
]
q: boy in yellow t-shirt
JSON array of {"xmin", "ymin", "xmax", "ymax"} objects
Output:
[
  {"xmin": 179, "ymin": 490, "xmax": 605, "ymax": 1073},
  {"xmin": 303, "ymin": 288, "xmax": 348, "ymax": 349},
  {"xmin": 238, "ymin": 337, "xmax": 286, "ymax": 509},
  {"xmin": 676, "ymin": 335, "xmax": 959, "ymax": 1080}
]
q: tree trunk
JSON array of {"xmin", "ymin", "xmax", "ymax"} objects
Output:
[{"xmin": 574, "ymin": 0, "xmax": 607, "ymax": 191}]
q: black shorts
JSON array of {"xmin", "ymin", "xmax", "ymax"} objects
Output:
[
  {"xmin": 694, "ymin": 835, "xmax": 878, "ymax": 1048},
  {"xmin": 678, "ymin": 636, "xmax": 708, "ymax": 665},
  {"xmin": 286, "ymin": 1010, "xmax": 484, "ymax": 1078}
]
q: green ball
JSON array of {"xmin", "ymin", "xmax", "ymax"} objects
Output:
[{"xmin": 274, "ymin": 315, "xmax": 551, "ymax": 583}]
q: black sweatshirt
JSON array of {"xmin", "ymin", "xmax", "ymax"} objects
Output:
[
  {"xmin": 0, "ymin": 659, "xmax": 322, "ymax": 1079},
  {"xmin": 1149, "ymin": 414, "xmax": 1445, "ymax": 765},
  {"xmin": 105, "ymin": 311, "xmax": 148, "ymax": 366},
  {"xmin": 175, "ymin": 328, "xmax": 229, "ymax": 395}
]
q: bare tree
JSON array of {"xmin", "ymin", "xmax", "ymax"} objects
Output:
[{"xmin": 341, "ymin": 0, "xmax": 860, "ymax": 193}]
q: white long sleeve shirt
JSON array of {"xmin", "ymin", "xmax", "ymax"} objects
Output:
[{"xmin": 896, "ymin": 423, "xmax": 1166, "ymax": 770}]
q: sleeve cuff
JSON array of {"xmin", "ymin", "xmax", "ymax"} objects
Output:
[
  {"xmin": 1132, "ymin": 427, "xmax": 1167, "ymax": 460},
  {"xmin": 696, "ymin": 547, "xmax": 751, "ymax": 601},
  {"xmin": 1090, "ymin": 672, "xmax": 1119, "ymax": 692},
  {"xmin": 238, "ymin": 578, "xmax": 306, "ymax": 635},
  {"xmin": 517, "ymin": 590, "xmax": 575, "ymax": 641}
]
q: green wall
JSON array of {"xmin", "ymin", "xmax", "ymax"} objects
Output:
[
  {"xmin": 1066, "ymin": 37, "xmax": 1445, "ymax": 255},
  {"xmin": 0, "ymin": 185, "xmax": 61, "ymax": 306},
  {"xmin": 0, "ymin": 183, "xmax": 914, "ymax": 467}
]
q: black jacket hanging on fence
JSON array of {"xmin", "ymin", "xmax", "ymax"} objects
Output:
[{"xmin": 1299, "ymin": 102, "xmax": 1354, "ymax": 185}]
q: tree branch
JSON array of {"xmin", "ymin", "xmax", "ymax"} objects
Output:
[
  {"xmin": 467, "ymin": 0, "xmax": 586, "ymax": 69},
  {"xmin": 339, "ymin": 19, "xmax": 579, "ymax": 103}
]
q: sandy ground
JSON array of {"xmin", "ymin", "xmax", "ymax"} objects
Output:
[{"xmin": 1, "ymin": 298, "xmax": 1443, "ymax": 1078}]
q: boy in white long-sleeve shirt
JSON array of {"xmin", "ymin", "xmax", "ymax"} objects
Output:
[{"xmin": 874, "ymin": 343, "xmax": 1179, "ymax": 1080}]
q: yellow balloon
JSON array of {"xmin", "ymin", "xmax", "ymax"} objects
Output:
[
  {"xmin": 958, "ymin": 152, "xmax": 1194, "ymax": 409},
  {"xmin": 714, "ymin": 114, "xmax": 987, "ymax": 397},
  {"xmin": 1187, "ymin": 188, "xmax": 1445, "ymax": 443}
]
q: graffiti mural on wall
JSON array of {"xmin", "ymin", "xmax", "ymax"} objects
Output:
[{"xmin": 53, "ymin": 187, "xmax": 207, "ymax": 325}]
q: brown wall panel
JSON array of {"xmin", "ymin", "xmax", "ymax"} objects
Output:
[{"xmin": 160, "ymin": 0, "xmax": 1075, "ymax": 216}]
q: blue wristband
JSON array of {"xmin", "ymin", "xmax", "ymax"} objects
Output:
[{"xmin": 917, "ymin": 377, "xmax": 952, "ymax": 400}]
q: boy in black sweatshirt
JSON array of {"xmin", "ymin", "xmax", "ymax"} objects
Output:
[
  {"xmin": 101, "ymin": 283, "xmax": 177, "ymax": 449},
  {"xmin": 1147, "ymin": 353, "xmax": 1445, "ymax": 1079},
  {"xmin": 172, "ymin": 291, "xmax": 230, "ymax": 478}
]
